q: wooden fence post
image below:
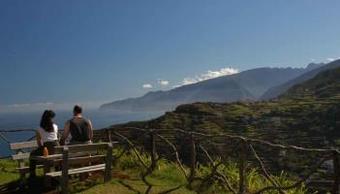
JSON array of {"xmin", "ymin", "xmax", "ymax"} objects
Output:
[
  {"xmin": 333, "ymin": 150, "xmax": 340, "ymax": 194},
  {"xmin": 61, "ymin": 146, "xmax": 69, "ymax": 194},
  {"xmin": 150, "ymin": 131, "xmax": 157, "ymax": 171},
  {"xmin": 189, "ymin": 132, "xmax": 196, "ymax": 182},
  {"xmin": 106, "ymin": 129, "xmax": 112, "ymax": 143},
  {"xmin": 238, "ymin": 139, "xmax": 247, "ymax": 194},
  {"xmin": 105, "ymin": 143, "xmax": 113, "ymax": 182}
]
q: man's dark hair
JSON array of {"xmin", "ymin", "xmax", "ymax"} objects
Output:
[{"xmin": 73, "ymin": 105, "xmax": 82, "ymax": 115}]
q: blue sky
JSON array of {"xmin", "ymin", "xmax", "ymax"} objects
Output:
[{"xmin": 1, "ymin": 0, "xmax": 340, "ymax": 109}]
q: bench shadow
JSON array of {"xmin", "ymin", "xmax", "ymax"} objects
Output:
[{"xmin": 0, "ymin": 177, "xmax": 58, "ymax": 194}]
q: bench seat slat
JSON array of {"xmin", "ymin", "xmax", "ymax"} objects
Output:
[
  {"xmin": 53, "ymin": 155, "xmax": 106, "ymax": 166},
  {"xmin": 32, "ymin": 154, "xmax": 63, "ymax": 161},
  {"xmin": 46, "ymin": 164, "xmax": 105, "ymax": 177},
  {"xmin": 12, "ymin": 153, "xmax": 31, "ymax": 160},
  {"xmin": 54, "ymin": 143, "xmax": 109, "ymax": 154},
  {"xmin": 16, "ymin": 165, "xmax": 44, "ymax": 173},
  {"xmin": 54, "ymin": 142, "xmax": 118, "ymax": 154}
]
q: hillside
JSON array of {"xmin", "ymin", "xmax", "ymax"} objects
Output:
[
  {"xmin": 113, "ymin": 66, "xmax": 340, "ymax": 147},
  {"xmin": 281, "ymin": 66, "xmax": 340, "ymax": 99},
  {"xmin": 261, "ymin": 60, "xmax": 340, "ymax": 100},
  {"xmin": 101, "ymin": 67, "xmax": 309, "ymax": 111}
]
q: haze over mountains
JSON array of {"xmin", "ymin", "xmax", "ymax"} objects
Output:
[
  {"xmin": 114, "ymin": 62, "xmax": 340, "ymax": 149},
  {"xmin": 100, "ymin": 61, "xmax": 339, "ymax": 112}
]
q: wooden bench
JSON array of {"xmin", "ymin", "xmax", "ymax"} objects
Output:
[
  {"xmin": 9, "ymin": 140, "xmax": 42, "ymax": 181},
  {"xmin": 44, "ymin": 142, "xmax": 114, "ymax": 194}
]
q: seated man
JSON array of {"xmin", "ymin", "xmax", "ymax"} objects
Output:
[{"xmin": 60, "ymin": 105, "xmax": 93, "ymax": 145}]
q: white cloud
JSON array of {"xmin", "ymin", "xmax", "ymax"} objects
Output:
[
  {"xmin": 327, "ymin": 58, "xmax": 335, "ymax": 62},
  {"xmin": 174, "ymin": 67, "xmax": 239, "ymax": 88},
  {"xmin": 158, "ymin": 79, "xmax": 169, "ymax": 86},
  {"xmin": 326, "ymin": 57, "xmax": 340, "ymax": 62},
  {"xmin": 182, "ymin": 78, "xmax": 197, "ymax": 85},
  {"xmin": 142, "ymin": 84, "xmax": 153, "ymax": 89}
]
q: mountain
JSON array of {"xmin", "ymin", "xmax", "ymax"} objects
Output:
[
  {"xmin": 112, "ymin": 67, "xmax": 340, "ymax": 147},
  {"xmin": 261, "ymin": 60, "xmax": 340, "ymax": 100},
  {"xmin": 101, "ymin": 67, "xmax": 311, "ymax": 111},
  {"xmin": 106, "ymin": 63, "xmax": 340, "ymax": 193},
  {"xmin": 281, "ymin": 66, "xmax": 340, "ymax": 99}
]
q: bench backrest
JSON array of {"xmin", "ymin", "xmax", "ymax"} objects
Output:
[
  {"xmin": 10, "ymin": 140, "xmax": 38, "ymax": 161},
  {"xmin": 59, "ymin": 142, "xmax": 114, "ymax": 192},
  {"xmin": 54, "ymin": 142, "xmax": 109, "ymax": 154},
  {"xmin": 51, "ymin": 143, "xmax": 113, "ymax": 167},
  {"xmin": 10, "ymin": 140, "xmax": 39, "ymax": 176},
  {"xmin": 10, "ymin": 140, "xmax": 38, "ymax": 151},
  {"xmin": 53, "ymin": 142, "xmax": 116, "ymax": 167}
]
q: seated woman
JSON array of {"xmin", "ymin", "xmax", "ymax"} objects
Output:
[{"xmin": 29, "ymin": 110, "xmax": 59, "ymax": 178}]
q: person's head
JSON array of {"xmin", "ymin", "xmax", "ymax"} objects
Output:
[
  {"xmin": 73, "ymin": 105, "xmax": 83, "ymax": 116},
  {"xmin": 40, "ymin": 110, "xmax": 56, "ymax": 132}
]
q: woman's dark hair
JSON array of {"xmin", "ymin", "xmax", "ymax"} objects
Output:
[{"xmin": 40, "ymin": 110, "xmax": 56, "ymax": 132}]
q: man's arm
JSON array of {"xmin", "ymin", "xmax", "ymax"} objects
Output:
[
  {"xmin": 88, "ymin": 120, "xmax": 94, "ymax": 141},
  {"xmin": 60, "ymin": 121, "xmax": 70, "ymax": 145}
]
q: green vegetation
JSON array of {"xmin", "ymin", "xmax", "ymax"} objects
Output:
[
  {"xmin": 0, "ymin": 159, "xmax": 19, "ymax": 185},
  {"xmin": 79, "ymin": 149, "xmax": 309, "ymax": 194},
  {"xmin": 116, "ymin": 67, "xmax": 340, "ymax": 148},
  {"xmin": 0, "ymin": 149, "xmax": 308, "ymax": 194},
  {"xmin": 102, "ymin": 67, "xmax": 340, "ymax": 193},
  {"xmin": 117, "ymin": 98, "xmax": 339, "ymax": 148}
]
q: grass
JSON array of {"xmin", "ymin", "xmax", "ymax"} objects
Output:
[
  {"xmin": 79, "ymin": 150, "xmax": 309, "ymax": 194},
  {"xmin": 0, "ymin": 149, "xmax": 309, "ymax": 194},
  {"xmin": 83, "ymin": 179, "xmax": 195, "ymax": 194},
  {"xmin": 0, "ymin": 159, "xmax": 19, "ymax": 185}
]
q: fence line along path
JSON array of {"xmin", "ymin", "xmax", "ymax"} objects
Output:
[
  {"xmin": 1, "ymin": 127, "xmax": 340, "ymax": 194},
  {"xmin": 98, "ymin": 127, "xmax": 340, "ymax": 194}
]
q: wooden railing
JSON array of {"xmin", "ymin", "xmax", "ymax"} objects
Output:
[{"xmin": 96, "ymin": 127, "xmax": 340, "ymax": 194}]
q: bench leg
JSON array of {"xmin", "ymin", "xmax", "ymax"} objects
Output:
[
  {"xmin": 104, "ymin": 143, "xmax": 113, "ymax": 182},
  {"xmin": 43, "ymin": 161, "xmax": 52, "ymax": 188},
  {"xmin": 17, "ymin": 160, "xmax": 26, "ymax": 189},
  {"xmin": 60, "ymin": 176, "xmax": 68, "ymax": 194},
  {"xmin": 18, "ymin": 172, "xmax": 26, "ymax": 190},
  {"xmin": 61, "ymin": 147, "xmax": 69, "ymax": 194}
]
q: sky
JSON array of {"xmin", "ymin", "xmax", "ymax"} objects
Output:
[{"xmin": 1, "ymin": 0, "xmax": 340, "ymax": 110}]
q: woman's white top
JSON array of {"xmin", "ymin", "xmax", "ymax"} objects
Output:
[{"xmin": 37, "ymin": 124, "xmax": 58, "ymax": 143}]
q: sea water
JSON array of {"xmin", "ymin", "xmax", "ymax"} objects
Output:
[{"xmin": 0, "ymin": 109, "xmax": 163, "ymax": 157}]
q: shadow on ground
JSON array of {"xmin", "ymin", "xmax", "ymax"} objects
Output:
[{"xmin": 0, "ymin": 177, "xmax": 58, "ymax": 194}]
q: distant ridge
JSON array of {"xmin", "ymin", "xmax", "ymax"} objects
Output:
[
  {"xmin": 101, "ymin": 66, "xmax": 312, "ymax": 111},
  {"xmin": 281, "ymin": 66, "xmax": 340, "ymax": 99},
  {"xmin": 261, "ymin": 60, "xmax": 340, "ymax": 100},
  {"xmin": 112, "ymin": 64, "xmax": 340, "ymax": 148}
]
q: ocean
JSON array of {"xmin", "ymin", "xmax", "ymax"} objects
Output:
[{"xmin": 0, "ymin": 109, "xmax": 163, "ymax": 157}]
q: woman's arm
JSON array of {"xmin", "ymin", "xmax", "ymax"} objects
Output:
[{"xmin": 36, "ymin": 130, "xmax": 43, "ymax": 147}]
